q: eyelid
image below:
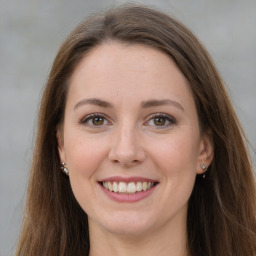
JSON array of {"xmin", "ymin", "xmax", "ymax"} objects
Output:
[
  {"xmin": 80, "ymin": 113, "xmax": 112, "ymax": 127},
  {"xmin": 144, "ymin": 112, "xmax": 176, "ymax": 128},
  {"xmin": 80, "ymin": 112, "xmax": 176, "ymax": 129},
  {"xmin": 146, "ymin": 112, "xmax": 175, "ymax": 121}
]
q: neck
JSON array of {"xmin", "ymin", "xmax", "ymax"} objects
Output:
[{"xmin": 88, "ymin": 213, "xmax": 188, "ymax": 256}]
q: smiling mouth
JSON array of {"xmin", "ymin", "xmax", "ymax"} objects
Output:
[{"xmin": 100, "ymin": 181, "xmax": 158, "ymax": 194}]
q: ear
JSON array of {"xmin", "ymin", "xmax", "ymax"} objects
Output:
[
  {"xmin": 196, "ymin": 130, "xmax": 214, "ymax": 174},
  {"xmin": 56, "ymin": 128, "xmax": 67, "ymax": 163}
]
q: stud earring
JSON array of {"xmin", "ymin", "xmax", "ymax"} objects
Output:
[
  {"xmin": 61, "ymin": 162, "xmax": 69, "ymax": 176},
  {"xmin": 200, "ymin": 163, "xmax": 207, "ymax": 178}
]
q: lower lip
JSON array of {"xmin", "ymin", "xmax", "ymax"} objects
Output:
[{"xmin": 99, "ymin": 184, "xmax": 158, "ymax": 203}]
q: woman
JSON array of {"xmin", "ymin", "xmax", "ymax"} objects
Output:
[{"xmin": 16, "ymin": 5, "xmax": 256, "ymax": 256}]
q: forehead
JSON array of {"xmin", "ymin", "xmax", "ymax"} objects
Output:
[{"xmin": 67, "ymin": 42, "xmax": 194, "ymax": 110}]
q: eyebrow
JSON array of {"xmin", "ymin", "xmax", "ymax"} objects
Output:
[
  {"xmin": 74, "ymin": 98, "xmax": 184, "ymax": 111},
  {"xmin": 74, "ymin": 98, "xmax": 113, "ymax": 110},
  {"xmin": 141, "ymin": 99, "xmax": 184, "ymax": 111}
]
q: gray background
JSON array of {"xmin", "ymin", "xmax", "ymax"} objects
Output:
[{"xmin": 0, "ymin": 0, "xmax": 255, "ymax": 255}]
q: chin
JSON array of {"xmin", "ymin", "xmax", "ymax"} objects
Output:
[
  {"xmin": 104, "ymin": 222, "xmax": 153, "ymax": 237},
  {"xmin": 97, "ymin": 211, "xmax": 155, "ymax": 236}
]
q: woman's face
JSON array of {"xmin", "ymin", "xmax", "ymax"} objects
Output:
[{"xmin": 58, "ymin": 42, "xmax": 213, "ymax": 237}]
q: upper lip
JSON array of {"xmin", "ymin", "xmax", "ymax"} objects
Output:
[{"xmin": 99, "ymin": 176, "xmax": 158, "ymax": 183}]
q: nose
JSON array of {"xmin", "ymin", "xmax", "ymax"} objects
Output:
[{"xmin": 108, "ymin": 125, "xmax": 146, "ymax": 167}]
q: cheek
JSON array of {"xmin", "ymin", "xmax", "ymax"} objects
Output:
[
  {"xmin": 150, "ymin": 131, "xmax": 200, "ymax": 174},
  {"xmin": 64, "ymin": 134, "xmax": 109, "ymax": 210},
  {"xmin": 148, "ymin": 129, "xmax": 200, "ymax": 198},
  {"xmin": 141, "ymin": 132, "xmax": 199, "ymax": 224},
  {"xmin": 160, "ymin": 137, "xmax": 198, "ymax": 202},
  {"xmin": 66, "ymin": 139, "xmax": 107, "ymax": 176}
]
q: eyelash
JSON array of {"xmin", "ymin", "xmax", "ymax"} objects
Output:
[
  {"xmin": 80, "ymin": 112, "xmax": 176, "ymax": 129},
  {"xmin": 80, "ymin": 113, "xmax": 111, "ymax": 127},
  {"xmin": 145, "ymin": 113, "xmax": 176, "ymax": 129}
]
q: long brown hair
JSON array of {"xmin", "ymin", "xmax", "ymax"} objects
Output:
[{"xmin": 16, "ymin": 5, "xmax": 256, "ymax": 256}]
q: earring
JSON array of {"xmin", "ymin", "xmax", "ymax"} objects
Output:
[
  {"xmin": 61, "ymin": 162, "xmax": 69, "ymax": 176},
  {"xmin": 200, "ymin": 163, "xmax": 207, "ymax": 178}
]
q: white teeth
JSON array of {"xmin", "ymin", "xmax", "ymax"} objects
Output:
[
  {"xmin": 118, "ymin": 182, "xmax": 127, "ymax": 193},
  {"xmin": 136, "ymin": 182, "xmax": 143, "ymax": 192},
  {"xmin": 113, "ymin": 182, "xmax": 118, "ymax": 192},
  {"xmin": 102, "ymin": 181, "xmax": 155, "ymax": 194},
  {"xmin": 127, "ymin": 182, "xmax": 136, "ymax": 193},
  {"xmin": 108, "ymin": 182, "xmax": 113, "ymax": 191},
  {"xmin": 142, "ymin": 182, "xmax": 148, "ymax": 191}
]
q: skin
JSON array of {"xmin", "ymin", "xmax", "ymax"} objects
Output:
[{"xmin": 57, "ymin": 42, "xmax": 214, "ymax": 256}]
